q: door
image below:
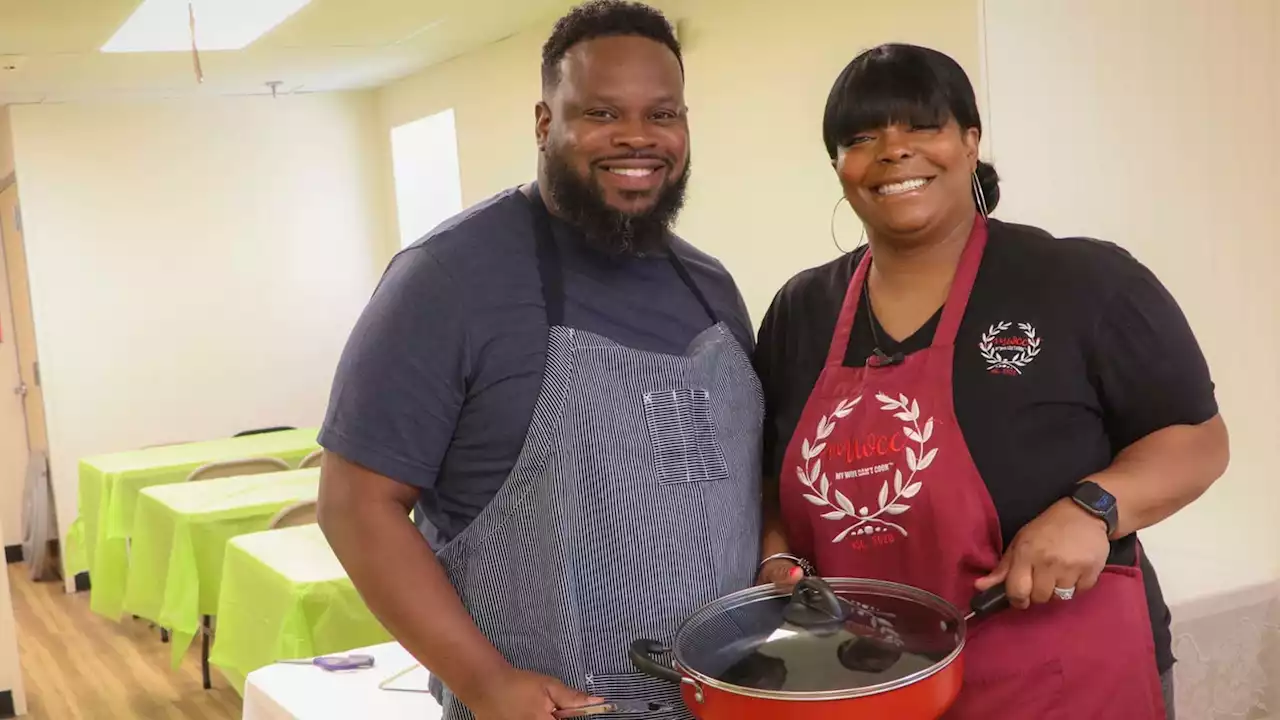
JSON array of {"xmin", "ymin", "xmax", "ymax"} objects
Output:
[
  {"xmin": 0, "ymin": 184, "xmax": 48, "ymax": 548},
  {"xmin": 0, "ymin": 185, "xmax": 28, "ymax": 548}
]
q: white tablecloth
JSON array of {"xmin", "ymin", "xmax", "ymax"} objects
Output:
[{"xmin": 243, "ymin": 641, "xmax": 442, "ymax": 719}]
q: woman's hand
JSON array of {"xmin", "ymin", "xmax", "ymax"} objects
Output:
[
  {"xmin": 974, "ymin": 497, "xmax": 1111, "ymax": 609},
  {"xmin": 756, "ymin": 556, "xmax": 805, "ymax": 592}
]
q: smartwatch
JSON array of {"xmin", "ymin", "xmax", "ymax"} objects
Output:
[{"xmin": 1071, "ymin": 481, "xmax": 1119, "ymax": 537}]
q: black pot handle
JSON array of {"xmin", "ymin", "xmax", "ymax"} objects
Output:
[
  {"xmin": 966, "ymin": 582, "xmax": 1010, "ymax": 621},
  {"xmin": 629, "ymin": 639, "xmax": 683, "ymax": 685},
  {"xmin": 782, "ymin": 577, "xmax": 845, "ymax": 627}
]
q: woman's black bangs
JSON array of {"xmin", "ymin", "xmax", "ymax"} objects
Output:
[{"xmin": 822, "ymin": 56, "xmax": 955, "ymax": 156}]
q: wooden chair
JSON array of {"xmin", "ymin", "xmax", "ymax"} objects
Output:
[
  {"xmin": 185, "ymin": 457, "xmax": 289, "ymax": 483},
  {"xmin": 298, "ymin": 449, "xmax": 323, "ymax": 470},
  {"xmin": 268, "ymin": 500, "xmax": 318, "ymax": 529},
  {"xmin": 185, "ymin": 455, "xmax": 288, "ymax": 688}
]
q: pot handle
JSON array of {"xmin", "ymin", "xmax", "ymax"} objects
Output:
[
  {"xmin": 628, "ymin": 640, "xmax": 683, "ymax": 685},
  {"xmin": 629, "ymin": 640, "xmax": 705, "ymax": 703}
]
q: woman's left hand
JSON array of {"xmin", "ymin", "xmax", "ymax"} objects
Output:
[{"xmin": 974, "ymin": 497, "xmax": 1111, "ymax": 609}]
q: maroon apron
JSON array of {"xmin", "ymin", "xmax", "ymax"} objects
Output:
[{"xmin": 778, "ymin": 214, "xmax": 1166, "ymax": 719}]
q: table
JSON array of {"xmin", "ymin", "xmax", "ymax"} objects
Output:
[
  {"xmin": 243, "ymin": 642, "xmax": 440, "ymax": 719},
  {"xmin": 211, "ymin": 524, "xmax": 392, "ymax": 695},
  {"xmin": 62, "ymin": 428, "xmax": 320, "ymax": 619},
  {"xmin": 120, "ymin": 469, "xmax": 321, "ymax": 668}
]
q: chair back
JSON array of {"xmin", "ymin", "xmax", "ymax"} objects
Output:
[
  {"xmin": 233, "ymin": 426, "xmax": 296, "ymax": 438},
  {"xmin": 186, "ymin": 457, "xmax": 290, "ymax": 482},
  {"xmin": 268, "ymin": 499, "xmax": 318, "ymax": 529},
  {"xmin": 298, "ymin": 449, "xmax": 323, "ymax": 469}
]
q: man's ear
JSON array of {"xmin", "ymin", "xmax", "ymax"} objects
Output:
[{"xmin": 535, "ymin": 101, "xmax": 551, "ymax": 152}]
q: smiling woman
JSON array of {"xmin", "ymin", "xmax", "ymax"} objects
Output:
[{"xmin": 753, "ymin": 43, "xmax": 1227, "ymax": 720}]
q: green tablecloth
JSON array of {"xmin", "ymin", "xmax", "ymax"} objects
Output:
[
  {"xmin": 210, "ymin": 524, "xmax": 391, "ymax": 695},
  {"xmin": 62, "ymin": 428, "xmax": 320, "ymax": 619},
  {"xmin": 121, "ymin": 468, "xmax": 321, "ymax": 668}
]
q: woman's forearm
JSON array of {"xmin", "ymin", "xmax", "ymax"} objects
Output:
[{"xmin": 1090, "ymin": 415, "xmax": 1229, "ymax": 539}]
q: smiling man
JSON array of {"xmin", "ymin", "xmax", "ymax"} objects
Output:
[{"xmin": 315, "ymin": 3, "xmax": 761, "ymax": 720}]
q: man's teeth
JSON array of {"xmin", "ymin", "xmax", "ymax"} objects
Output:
[
  {"xmin": 607, "ymin": 167, "xmax": 656, "ymax": 177},
  {"xmin": 877, "ymin": 178, "xmax": 929, "ymax": 195}
]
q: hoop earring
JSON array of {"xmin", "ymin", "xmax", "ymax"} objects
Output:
[
  {"xmin": 830, "ymin": 196, "xmax": 867, "ymax": 254},
  {"xmin": 972, "ymin": 171, "xmax": 989, "ymax": 217}
]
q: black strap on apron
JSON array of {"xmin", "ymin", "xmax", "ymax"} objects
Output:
[{"xmin": 526, "ymin": 187, "xmax": 719, "ymax": 328}]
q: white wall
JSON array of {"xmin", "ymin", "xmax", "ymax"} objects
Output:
[
  {"xmin": 378, "ymin": 0, "xmax": 985, "ymax": 322},
  {"xmin": 982, "ymin": 0, "xmax": 1280, "ymax": 607},
  {"xmin": 8, "ymin": 93, "xmax": 392, "ymax": 572},
  {"xmin": 0, "ymin": 106, "xmax": 13, "ymax": 180}
]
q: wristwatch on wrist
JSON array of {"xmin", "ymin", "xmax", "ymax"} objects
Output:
[{"xmin": 1070, "ymin": 481, "xmax": 1119, "ymax": 537}]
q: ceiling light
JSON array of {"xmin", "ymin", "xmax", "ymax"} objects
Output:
[{"xmin": 102, "ymin": 0, "xmax": 313, "ymax": 53}]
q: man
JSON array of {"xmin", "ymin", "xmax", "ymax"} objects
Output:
[{"xmin": 316, "ymin": 2, "xmax": 762, "ymax": 719}]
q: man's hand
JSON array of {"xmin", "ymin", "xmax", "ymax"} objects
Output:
[
  {"xmin": 974, "ymin": 497, "xmax": 1111, "ymax": 609},
  {"xmin": 466, "ymin": 668, "xmax": 602, "ymax": 720}
]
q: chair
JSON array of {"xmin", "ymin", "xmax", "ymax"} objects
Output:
[
  {"xmin": 268, "ymin": 500, "xmax": 318, "ymax": 529},
  {"xmin": 185, "ymin": 457, "xmax": 289, "ymax": 483},
  {"xmin": 298, "ymin": 448, "xmax": 323, "ymax": 469},
  {"xmin": 233, "ymin": 426, "xmax": 295, "ymax": 437},
  {"xmin": 185, "ymin": 455, "xmax": 288, "ymax": 689}
]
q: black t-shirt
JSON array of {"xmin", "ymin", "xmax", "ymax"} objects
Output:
[{"xmin": 752, "ymin": 218, "xmax": 1218, "ymax": 675}]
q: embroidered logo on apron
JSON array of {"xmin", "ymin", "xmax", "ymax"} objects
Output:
[
  {"xmin": 979, "ymin": 321, "xmax": 1042, "ymax": 375},
  {"xmin": 796, "ymin": 393, "xmax": 939, "ymax": 543}
]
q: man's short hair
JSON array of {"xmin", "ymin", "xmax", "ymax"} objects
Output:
[{"xmin": 541, "ymin": 0, "xmax": 683, "ymax": 91}]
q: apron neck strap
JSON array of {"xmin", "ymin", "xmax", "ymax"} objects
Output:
[
  {"xmin": 823, "ymin": 214, "xmax": 990, "ymax": 368},
  {"xmin": 526, "ymin": 186, "xmax": 719, "ymax": 327}
]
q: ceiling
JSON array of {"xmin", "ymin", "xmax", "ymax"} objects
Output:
[{"xmin": 0, "ymin": 0, "xmax": 576, "ymax": 105}]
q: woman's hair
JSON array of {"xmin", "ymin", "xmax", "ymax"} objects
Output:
[{"xmin": 822, "ymin": 43, "xmax": 1000, "ymax": 213}]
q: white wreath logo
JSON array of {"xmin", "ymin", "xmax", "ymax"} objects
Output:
[
  {"xmin": 796, "ymin": 393, "xmax": 936, "ymax": 540},
  {"xmin": 979, "ymin": 322, "xmax": 1041, "ymax": 375}
]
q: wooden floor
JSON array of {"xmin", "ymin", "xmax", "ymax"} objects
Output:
[{"xmin": 9, "ymin": 562, "xmax": 242, "ymax": 719}]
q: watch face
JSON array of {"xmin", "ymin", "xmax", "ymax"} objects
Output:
[{"xmin": 1078, "ymin": 483, "xmax": 1115, "ymax": 513}]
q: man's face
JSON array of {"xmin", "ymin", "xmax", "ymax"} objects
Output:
[{"xmin": 537, "ymin": 35, "xmax": 690, "ymax": 254}]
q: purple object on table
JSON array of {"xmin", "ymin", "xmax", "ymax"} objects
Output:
[{"xmin": 277, "ymin": 654, "xmax": 376, "ymax": 672}]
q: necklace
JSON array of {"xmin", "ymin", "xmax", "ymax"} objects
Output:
[{"xmin": 862, "ymin": 263, "xmax": 902, "ymax": 367}]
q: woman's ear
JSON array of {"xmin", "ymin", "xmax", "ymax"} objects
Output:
[{"xmin": 963, "ymin": 126, "xmax": 981, "ymax": 161}]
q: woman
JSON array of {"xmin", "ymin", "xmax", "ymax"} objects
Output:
[{"xmin": 752, "ymin": 44, "xmax": 1228, "ymax": 720}]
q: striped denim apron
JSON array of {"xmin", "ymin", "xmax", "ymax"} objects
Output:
[{"xmin": 430, "ymin": 192, "xmax": 763, "ymax": 720}]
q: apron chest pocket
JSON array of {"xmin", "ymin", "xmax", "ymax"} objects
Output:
[{"xmin": 643, "ymin": 388, "xmax": 730, "ymax": 486}]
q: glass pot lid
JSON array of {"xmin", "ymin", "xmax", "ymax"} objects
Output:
[{"xmin": 672, "ymin": 578, "xmax": 966, "ymax": 698}]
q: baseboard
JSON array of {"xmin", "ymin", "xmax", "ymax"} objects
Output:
[
  {"xmin": 3, "ymin": 546, "xmax": 20, "ymax": 565},
  {"xmin": 1170, "ymin": 581, "xmax": 1279, "ymax": 719},
  {"xmin": 74, "ymin": 572, "xmax": 91, "ymax": 592},
  {"xmin": 0, "ymin": 689, "xmax": 15, "ymax": 718}
]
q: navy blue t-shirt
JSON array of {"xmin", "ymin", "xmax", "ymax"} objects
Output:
[{"xmin": 319, "ymin": 185, "xmax": 755, "ymax": 546}]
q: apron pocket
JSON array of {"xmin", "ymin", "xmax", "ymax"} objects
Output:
[
  {"xmin": 585, "ymin": 671, "xmax": 692, "ymax": 720},
  {"xmin": 946, "ymin": 656, "xmax": 1066, "ymax": 720},
  {"xmin": 643, "ymin": 388, "xmax": 730, "ymax": 486}
]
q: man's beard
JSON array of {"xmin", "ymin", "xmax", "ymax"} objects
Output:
[{"xmin": 543, "ymin": 150, "xmax": 690, "ymax": 257}]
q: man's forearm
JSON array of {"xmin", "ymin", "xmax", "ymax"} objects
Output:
[
  {"xmin": 1090, "ymin": 415, "xmax": 1229, "ymax": 539},
  {"xmin": 320, "ymin": 497, "xmax": 510, "ymax": 704}
]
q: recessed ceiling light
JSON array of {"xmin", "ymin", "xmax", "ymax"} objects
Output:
[{"xmin": 102, "ymin": 0, "xmax": 313, "ymax": 53}]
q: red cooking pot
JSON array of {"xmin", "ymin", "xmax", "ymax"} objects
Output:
[{"xmin": 629, "ymin": 577, "xmax": 1008, "ymax": 720}]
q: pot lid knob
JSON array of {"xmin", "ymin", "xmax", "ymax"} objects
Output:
[{"xmin": 781, "ymin": 577, "xmax": 847, "ymax": 630}]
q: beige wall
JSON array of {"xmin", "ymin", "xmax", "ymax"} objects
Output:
[
  {"xmin": 379, "ymin": 0, "xmax": 985, "ymax": 322},
  {"xmin": 0, "ymin": 106, "xmax": 13, "ymax": 181},
  {"xmin": 8, "ymin": 93, "xmax": 392, "ymax": 578},
  {"xmin": 983, "ymin": 0, "xmax": 1280, "ymax": 608}
]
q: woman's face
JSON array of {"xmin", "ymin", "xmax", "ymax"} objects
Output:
[{"xmin": 834, "ymin": 118, "xmax": 980, "ymax": 244}]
